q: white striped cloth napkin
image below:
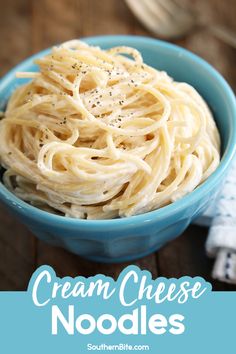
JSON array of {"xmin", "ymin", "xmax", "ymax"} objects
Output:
[{"xmin": 194, "ymin": 156, "xmax": 236, "ymax": 284}]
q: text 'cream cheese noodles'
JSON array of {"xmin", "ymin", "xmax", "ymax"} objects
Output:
[{"xmin": 0, "ymin": 40, "xmax": 220, "ymax": 219}]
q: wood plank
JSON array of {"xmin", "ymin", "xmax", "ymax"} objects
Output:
[
  {"xmin": 77, "ymin": 0, "xmax": 135, "ymax": 36},
  {"xmin": 32, "ymin": 0, "xmax": 79, "ymax": 51},
  {"xmin": 156, "ymin": 225, "xmax": 236, "ymax": 291},
  {"xmin": 0, "ymin": 205, "xmax": 35, "ymax": 290},
  {"xmin": 0, "ymin": 0, "xmax": 32, "ymax": 75},
  {"xmin": 37, "ymin": 241, "xmax": 158, "ymax": 280},
  {"xmin": 0, "ymin": 0, "xmax": 36, "ymax": 290},
  {"xmin": 0, "ymin": 0, "xmax": 236, "ymax": 290}
]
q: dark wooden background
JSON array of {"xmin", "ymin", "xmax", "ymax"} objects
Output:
[{"xmin": 0, "ymin": 0, "xmax": 236, "ymax": 291}]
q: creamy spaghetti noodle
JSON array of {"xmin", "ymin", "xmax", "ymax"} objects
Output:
[{"xmin": 0, "ymin": 40, "xmax": 220, "ymax": 219}]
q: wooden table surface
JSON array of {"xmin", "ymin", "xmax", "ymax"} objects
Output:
[{"xmin": 0, "ymin": 0, "xmax": 236, "ymax": 291}]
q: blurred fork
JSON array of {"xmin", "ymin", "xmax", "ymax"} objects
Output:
[{"xmin": 125, "ymin": 0, "xmax": 236, "ymax": 48}]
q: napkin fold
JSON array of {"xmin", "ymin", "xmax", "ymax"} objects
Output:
[{"xmin": 195, "ymin": 156, "xmax": 236, "ymax": 284}]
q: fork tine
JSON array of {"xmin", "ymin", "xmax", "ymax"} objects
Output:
[
  {"xmin": 143, "ymin": 0, "xmax": 171, "ymax": 21},
  {"xmin": 171, "ymin": 0, "xmax": 193, "ymax": 12},
  {"xmin": 125, "ymin": 0, "xmax": 167, "ymax": 34},
  {"xmin": 125, "ymin": 0, "xmax": 194, "ymax": 38},
  {"xmin": 126, "ymin": 0, "xmax": 165, "ymax": 23},
  {"xmin": 154, "ymin": 0, "xmax": 180, "ymax": 18},
  {"xmin": 155, "ymin": 0, "xmax": 193, "ymax": 20}
]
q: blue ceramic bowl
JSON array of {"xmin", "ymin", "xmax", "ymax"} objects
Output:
[{"xmin": 0, "ymin": 35, "xmax": 236, "ymax": 263}]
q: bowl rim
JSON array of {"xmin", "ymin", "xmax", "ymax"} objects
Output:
[{"xmin": 0, "ymin": 34, "xmax": 236, "ymax": 227}]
